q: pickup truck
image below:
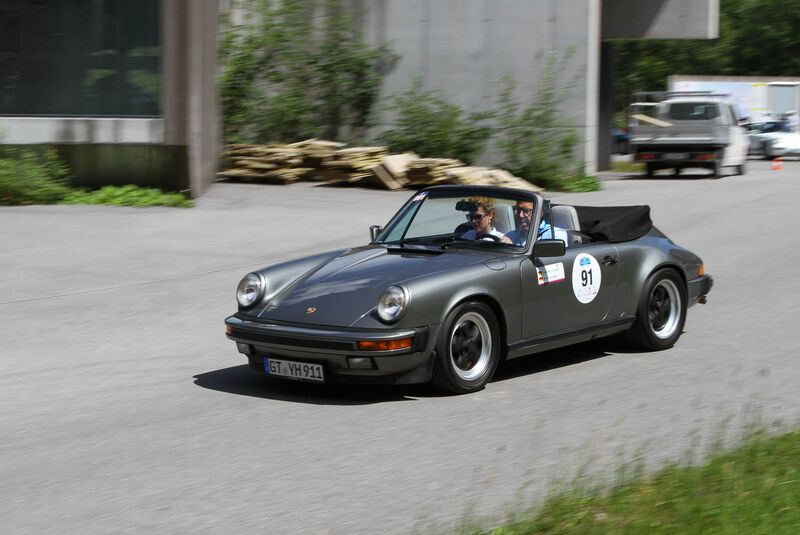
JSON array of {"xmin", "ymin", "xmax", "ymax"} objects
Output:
[{"xmin": 630, "ymin": 95, "xmax": 749, "ymax": 178}]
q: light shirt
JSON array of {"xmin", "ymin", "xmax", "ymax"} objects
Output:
[
  {"xmin": 505, "ymin": 220, "xmax": 568, "ymax": 246},
  {"xmin": 461, "ymin": 227, "xmax": 505, "ymax": 241}
]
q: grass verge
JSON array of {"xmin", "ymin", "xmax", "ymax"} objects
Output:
[
  {"xmin": 482, "ymin": 428, "xmax": 799, "ymax": 534},
  {"xmin": 609, "ymin": 161, "xmax": 645, "ymax": 174}
]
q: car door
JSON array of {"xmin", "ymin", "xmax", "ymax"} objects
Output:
[{"xmin": 520, "ymin": 241, "xmax": 620, "ymax": 340}]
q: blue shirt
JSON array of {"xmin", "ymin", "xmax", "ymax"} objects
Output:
[{"xmin": 504, "ymin": 221, "xmax": 568, "ymax": 246}]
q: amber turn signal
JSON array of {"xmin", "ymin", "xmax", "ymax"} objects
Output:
[
  {"xmin": 357, "ymin": 337, "xmax": 413, "ymax": 351},
  {"xmin": 226, "ymin": 324, "xmax": 232, "ymax": 334},
  {"xmin": 698, "ymin": 264, "xmax": 704, "ymax": 276}
]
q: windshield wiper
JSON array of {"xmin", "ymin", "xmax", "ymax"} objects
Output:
[
  {"xmin": 383, "ymin": 236, "xmax": 439, "ymax": 250},
  {"xmin": 439, "ymin": 237, "xmax": 470, "ymax": 249}
]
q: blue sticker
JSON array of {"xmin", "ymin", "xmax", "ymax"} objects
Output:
[{"xmin": 579, "ymin": 257, "xmax": 591, "ymax": 266}]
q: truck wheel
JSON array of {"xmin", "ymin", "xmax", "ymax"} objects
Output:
[
  {"xmin": 712, "ymin": 158, "xmax": 722, "ymax": 179},
  {"xmin": 432, "ymin": 301, "xmax": 500, "ymax": 394}
]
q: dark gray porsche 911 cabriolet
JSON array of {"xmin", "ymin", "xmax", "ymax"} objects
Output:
[{"xmin": 225, "ymin": 185, "xmax": 712, "ymax": 394}]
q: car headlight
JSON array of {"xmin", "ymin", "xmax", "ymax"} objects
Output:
[
  {"xmin": 237, "ymin": 273, "xmax": 266, "ymax": 308},
  {"xmin": 377, "ymin": 285, "xmax": 408, "ymax": 323}
]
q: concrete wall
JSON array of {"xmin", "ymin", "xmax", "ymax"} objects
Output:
[
  {"xmin": 354, "ymin": 0, "xmax": 599, "ymax": 170},
  {"xmin": 353, "ymin": 0, "xmax": 716, "ymax": 173}
]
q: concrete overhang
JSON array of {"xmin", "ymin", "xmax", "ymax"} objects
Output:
[
  {"xmin": 0, "ymin": 117, "xmax": 165, "ymax": 144},
  {"xmin": 602, "ymin": 0, "xmax": 719, "ymax": 40}
]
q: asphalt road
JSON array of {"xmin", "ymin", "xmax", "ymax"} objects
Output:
[{"xmin": 2, "ymin": 159, "xmax": 799, "ymax": 535}]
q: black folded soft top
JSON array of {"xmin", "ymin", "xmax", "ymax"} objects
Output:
[{"xmin": 572, "ymin": 205, "xmax": 653, "ymax": 243}]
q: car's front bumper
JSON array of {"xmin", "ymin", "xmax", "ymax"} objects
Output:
[
  {"xmin": 225, "ymin": 314, "xmax": 438, "ymax": 385},
  {"xmin": 688, "ymin": 274, "xmax": 713, "ymax": 306}
]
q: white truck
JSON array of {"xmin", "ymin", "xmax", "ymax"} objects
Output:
[{"xmin": 629, "ymin": 92, "xmax": 749, "ymax": 178}]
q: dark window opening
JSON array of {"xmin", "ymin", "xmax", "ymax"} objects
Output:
[{"xmin": 0, "ymin": 0, "xmax": 161, "ymax": 117}]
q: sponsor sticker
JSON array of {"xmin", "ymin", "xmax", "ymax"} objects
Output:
[
  {"xmin": 537, "ymin": 262, "xmax": 565, "ymax": 285},
  {"xmin": 572, "ymin": 253, "xmax": 601, "ymax": 304},
  {"xmin": 411, "ymin": 192, "xmax": 428, "ymax": 202}
]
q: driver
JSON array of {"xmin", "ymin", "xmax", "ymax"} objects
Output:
[
  {"xmin": 502, "ymin": 200, "xmax": 568, "ymax": 247},
  {"xmin": 460, "ymin": 197, "xmax": 505, "ymax": 241}
]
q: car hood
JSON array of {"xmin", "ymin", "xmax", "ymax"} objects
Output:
[{"xmin": 255, "ymin": 245, "xmax": 490, "ymax": 326}]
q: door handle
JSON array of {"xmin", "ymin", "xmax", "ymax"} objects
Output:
[{"xmin": 602, "ymin": 255, "xmax": 618, "ymax": 266}]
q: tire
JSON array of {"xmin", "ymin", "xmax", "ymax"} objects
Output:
[
  {"xmin": 737, "ymin": 161, "xmax": 747, "ymax": 175},
  {"xmin": 645, "ymin": 163, "xmax": 655, "ymax": 178},
  {"xmin": 762, "ymin": 141, "xmax": 773, "ymax": 160},
  {"xmin": 432, "ymin": 301, "xmax": 500, "ymax": 394},
  {"xmin": 674, "ymin": 166, "xmax": 681, "ymax": 176},
  {"xmin": 711, "ymin": 157, "xmax": 722, "ymax": 178},
  {"xmin": 626, "ymin": 268, "xmax": 687, "ymax": 351}
]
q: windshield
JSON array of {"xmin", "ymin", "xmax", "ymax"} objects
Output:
[
  {"xmin": 377, "ymin": 189, "xmax": 538, "ymax": 249},
  {"xmin": 662, "ymin": 101, "xmax": 720, "ymax": 121}
]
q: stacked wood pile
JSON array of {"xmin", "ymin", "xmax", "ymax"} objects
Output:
[{"xmin": 218, "ymin": 139, "xmax": 541, "ymax": 192}]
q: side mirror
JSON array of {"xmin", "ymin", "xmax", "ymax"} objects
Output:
[
  {"xmin": 369, "ymin": 225, "xmax": 382, "ymax": 242},
  {"xmin": 533, "ymin": 239, "xmax": 566, "ymax": 258}
]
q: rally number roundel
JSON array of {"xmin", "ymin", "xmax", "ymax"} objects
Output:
[{"xmin": 572, "ymin": 253, "xmax": 601, "ymax": 304}]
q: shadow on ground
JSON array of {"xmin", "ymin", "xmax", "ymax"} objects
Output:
[
  {"xmin": 193, "ymin": 364, "xmax": 431, "ymax": 405},
  {"xmin": 491, "ymin": 336, "xmax": 637, "ymax": 383},
  {"xmin": 194, "ymin": 337, "xmax": 642, "ymax": 404}
]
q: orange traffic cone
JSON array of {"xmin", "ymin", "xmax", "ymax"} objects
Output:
[{"xmin": 771, "ymin": 158, "xmax": 783, "ymax": 170}]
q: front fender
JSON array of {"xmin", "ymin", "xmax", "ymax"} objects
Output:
[{"xmin": 370, "ymin": 258, "xmax": 524, "ymax": 342}]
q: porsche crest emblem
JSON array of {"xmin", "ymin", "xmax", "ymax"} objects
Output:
[{"xmin": 305, "ymin": 307, "xmax": 317, "ymax": 314}]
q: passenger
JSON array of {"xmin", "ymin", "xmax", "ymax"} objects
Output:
[
  {"xmin": 501, "ymin": 200, "xmax": 568, "ymax": 247},
  {"xmin": 461, "ymin": 197, "xmax": 505, "ymax": 241}
]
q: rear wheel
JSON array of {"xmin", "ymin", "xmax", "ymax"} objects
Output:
[
  {"xmin": 432, "ymin": 302, "xmax": 500, "ymax": 394},
  {"xmin": 627, "ymin": 268, "xmax": 687, "ymax": 351}
]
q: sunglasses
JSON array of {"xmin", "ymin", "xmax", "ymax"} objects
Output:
[
  {"xmin": 514, "ymin": 207, "xmax": 533, "ymax": 215},
  {"xmin": 466, "ymin": 213, "xmax": 488, "ymax": 221}
]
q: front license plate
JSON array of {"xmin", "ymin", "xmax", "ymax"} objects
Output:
[
  {"xmin": 662, "ymin": 152, "xmax": 689, "ymax": 160},
  {"xmin": 264, "ymin": 358, "xmax": 324, "ymax": 383}
]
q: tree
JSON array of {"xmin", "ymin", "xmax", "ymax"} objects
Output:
[{"xmin": 613, "ymin": 0, "xmax": 800, "ymax": 114}]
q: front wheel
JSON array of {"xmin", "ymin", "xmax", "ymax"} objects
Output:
[
  {"xmin": 432, "ymin": 302, "xmax": 500, "ymax": 394},
  {"xmin": 627, "ymin": 268, "xmax": 687, "ymax": 351},
  {"xmin": 711, "ymin": 158, "xmax": 722, "ymax": 179}
]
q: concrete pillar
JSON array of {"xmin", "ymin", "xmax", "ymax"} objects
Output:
[
  {"xmin": 163, "ymin": 0, "xmax": 220, "ymax": 197},
  {"xmin": 596, "ymin": 42, "xmax": 616, "ymax": 171},
  {"xmin": 583, "ymin": 0, "xmax": 601, "ymax": 174}
]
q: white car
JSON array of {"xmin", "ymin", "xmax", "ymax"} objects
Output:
[{"xmin": 747, "ymin": 121, "xmax": 800, "ymax": 159}]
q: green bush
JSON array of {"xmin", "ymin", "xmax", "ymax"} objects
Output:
[
  {"xmin": 378, "ymin": 54, "xmax": 600, "ymax": 192},
  {"xmin": 492, "ymin": 52, "xmax": 600, "ymax": 192},
  {"xmin": 219, "ymin": 0, "xmax": 396, "ymax": 144},
  {"xmin": 380, "ymin": 76, "xmax": 494, "ymax": 165},
  {"xmin": 0, "ymin": 148, "xmax": 73, "ymax": 204},
  {"xmin": 0, "ymin": 149, "xmax": 192, "ymax": 207}
]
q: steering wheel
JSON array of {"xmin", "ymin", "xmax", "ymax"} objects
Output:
[{"xmin": 475, "ymin": 233, "xmax": 501, "ymax": 242}]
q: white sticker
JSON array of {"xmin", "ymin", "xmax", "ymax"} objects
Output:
[
  {"xmin": 537, "ymin": 262, "xmax": 565, "ymax": 285},
  {"xmin": 572, "ymin": 253, "xmax": 601, "ymax": 304}
]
